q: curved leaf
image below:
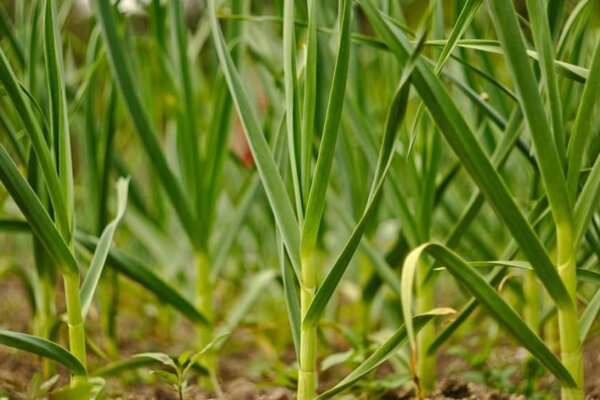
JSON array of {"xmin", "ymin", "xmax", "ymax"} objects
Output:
[
  {"xmin": 0, "ymin": 329, "xmax": 86, "ymax": 375},
  {"xmin": 92, "ymin": 0, "xmax": 198, "ymax": 247},
  {"xmin": 400, "ymin": 243, "xmax": 575, "ymax": 387},
  {"xmin": 75, "ymin": 231, "xmax": 208, "ymax": 325},
  {"xmin": 0, "ymin": 144, "xmax": 78, "ymax": 273},
  {"xmin": 208, "ymin": 0, "xmax": 300, "ymax": 274},
  {"xmin": 80, "ymin": 178, "xmax": 129, "ymax": 317},
  {"xmin": 358, "ymin": 0, "xmax": 571, "ymax": 308},
  {"xmin": 317, "ymin": 309, "xmax": 454, "ymax": 399}
]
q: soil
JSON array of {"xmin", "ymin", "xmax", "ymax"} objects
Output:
[{"xmin": 1, "ymin": 276, "xmax": 599, "ymax": 399}]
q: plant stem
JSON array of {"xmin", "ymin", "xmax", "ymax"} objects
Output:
[
  {"xmin": 63, "ymin": 271, "xmax": 87, "ymax": 386},
  {"xmin": 524, "ymin": 270, "xmax": 540, "ymax": 332},
  {"xmin": 556, "ymin": 226, "xmax": 583, "ymax": 400},
  {"xmin": 417, "ymin": 260, "xmax": 435, "ymax": 395},
  {"xmin": 298, "ymin": 252, "xmax": 318, "ymax": 400},
  {"xmin": 195, "ymin": 252, "xmax": 215, "ymax": 371},
  {"xmin": 35, "ymin": 275, "xmax": 55, "ymax": 378},
  {"xmin": 359, "ymin": 254, "xmax": 371, "ymax": 344}
]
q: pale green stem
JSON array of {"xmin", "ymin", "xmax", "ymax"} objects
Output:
[
  {"xmin": 195, "ymin": 252, "xmax": 215, "ymax": 372},
  {"xmin": 63, "ymin": 271, "xmax": 87, "ymax": 386},
  {"xmin": 359, "ymin": 254, "xmax": 371, "ymax": 343},
  {"xmin": 556, "ymin": 226, "xmax": 584, "ymax": 400},
  {"xmin": 298, "ymin": 252, "xmax": 318, "ymax": 400},
  {"xmin": 35, "ymin": 276, "xmax": 55, "ymax": 378},
  {"xmin": 524, "ymin": 270, "xmax": 540, "ymax": 333},
  {"xmin": 417, "ymin": 260, "xmax": 435, "ymax": 396}
]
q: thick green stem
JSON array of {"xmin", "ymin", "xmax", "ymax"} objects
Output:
[
  {"xmin": 524, "ymin": 270, "xmax": 540, "ymax": 332},
  {"xmin": 63, "ymin": 271, "xmax": 87, "ymax": 386},
  {"xmin": 298, "ymin": 252, "xmax": 318, "ymax": 400},
  {"xmin": 35, "ymin": 276, "xmax": 56, "ymax": 378},
  {"xmin": 195, "ymin": 252, "xmax": 215, "ymax": 371},
  {"xmin": 417, "ymin": 260, "xmax": 435, "ymax": 395},
  {"xmin": 556, "ymin": 227, "xmax": 583, "ymax": 400}
]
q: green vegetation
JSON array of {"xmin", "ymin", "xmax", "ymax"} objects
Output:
[{"xmin": 0, "ymin": 0, "xmax": 599, "ymax": 399}]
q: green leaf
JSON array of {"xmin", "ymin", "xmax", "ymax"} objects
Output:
[
  {"xmin": 283, "ymin": 0, "xmax": 304, "ymax": 217},
  {"xmin": 211, "ymin": 176, "xmax": 261, "ymax": 281},
  {"xmin": 208, "ymin": 0, "xmax": 301, "ymax": 274},
  {"xmin": 301, "ymin": 0, "xmax": 318, "ymax": 200},
  {"xmin": 0, "ymin": 144, "xmax": 78, "ymax": 273},
  {"xmin": 400, "ymin": 243, "xmax": 575, "ymax": 387},
  {"xmin": 202, "ymin": 0, "xmax": 245, "ymax": 236},
  {"xmin": 216, "ymin": 270, "xmax": 277, "ymax": 341},
  {"xmin": 579, "ymin": 288, "xmax": 600, "ymax": 342},
  {"xmin": 434, "ymin": 0, "xmax": 482, "ymax": 73},
  {"xmin": 80, "ymin": 178, "xmax": 129, "ymax": 317},
  {"xmin": 567, "ymin": 38, "xmax": 600, "ymax": 202},
  {"xmin": 0, "ymin": 218, "xmax": 29, "ymax": 233},
  {"xmin": 0, "ymin": 3, "xmax": 25, "ymax": 67},
  {"xmin": 0, "ymin": 47, "xmax": 69, "ymax": 237},
  {"xmin": 49, "ymin": 379, "xmax": 103, "ymax": 400},
  {"xmin": 331, "ymin": 199, "xmax": 402, "ymax": 298},
  {"xmin": 92, "ymin": 0, "xmax": 199, "ymax": 247},
  {"xmin": 133, "ymin": 352, "xmax": 178, "ymax": 371},
  {"xmin": 427, "ymin": 267, "xmax": 508, "ymax": 355},
  {"xmin": 574, "ymin": 155, "xmax": 600, "ymax": 246},
  {"xmin": 358, "ymin": 0, "xmax": 571, "ymax": 308},
  {"xmin": 0, "ymin": 111, "xmax": 27, "ymax": 165},
  {"xmin": 92, "ymin": 357, "xmax": 162, "ymax": 377},
  {"xmin": 0, "ymin": 329, "xmax": 86, "ymax": 374},
  {"xmin": 317, "ymin": 309, "xmax": 454, "ymax": 399},
  {"xmin": 301, "ymin": 0, "xmax": 352, "ymax": 254},
  {"xmin": 304, "ymin": 47, "xmax": 416, "ymax": 326},
  {"xmin": 43, "ymin": 0, "xmax": 74, "ymax": 241},
  {"xmin": 279, "ymin": 235, "xmax": 301, "ymax": 357},
  {"xmin": 75, "ymin": 231, "xmax": 209, "ymax": 325},
  {"xmin": 525, "ymin": 0, "xmax": 566, "ymax": 164},
  {"xmin": 169, "ymin": 0, "xmax": 200, "ymax": 215},
  {"xmin": 487, "ymin": 0, "xmax": 571, "ymax": 230}
]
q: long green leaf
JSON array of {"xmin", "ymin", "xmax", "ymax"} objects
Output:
[
  {"xmin": 487, "ymin": 0, "xmax": 571, "ymax": 230},
  {"xmin": 43, "ymin": 0, "xmax": 74, "ymax": 241},
  {"xmin": 203, "ymin": 0, "xmax": 245, "ymax": 236},
  {"xmin": 434, "ymin": 0, "xmax": 482, "ymax": 73},
  {"xmin": 0, "ymin": 144, "xmax": 77, "ymax": 272},
  {"xmin": 75, "ymin": 231, "xmax": 208, "ymax": 325},
  {"xmin": 304, "ymin": 49, "xmax": 416, "ymax": 325},
  {"xmin": 301, "ymin": 0, "xmax": 352, "ymax": 254},
  {"xmin": 579, "ymin": 288, "xmax": 600, "ymax": 342},
  {"xmin": 574, "ymin": 155, "xmax": 600, "ymax": 246},
  {"xmin": 208, "ymin": 0, "xmax": 300, "ymax": 274},
  {"xmin": 283, "ymin": 0, "xmax": 303, "ymax": 217},
  {"xmin": 92, "ymin": 0, "xmax": 199, "ymax": 247},
  {"xmin": 215, "ymin": 270, "xmax": 277, "ymax": 344},
  {"xmin": 317, "ymin": 309, "xmax": 454, "ymax": 399},
  {"xmin": 359, "ymin": 0, "xmax": 571, "ymax": 307},
  {"xmin": 401, "ymin": 243, "xmax": 575, "ymax": 387},
  {"xmin": 301, "ymin": 0, "xmax": 318, "ymax": 200},
  {"xmin": 567, "ymin": 38, "xmax": 600, "ymax": 202},
  {"xmin": 0, "ymin": 47, "xmax": 69, "ymax": 236},
  {"xmin": 0, "ymin": 3, "xmax": 25, "ymax": 66},
  {"xmin": 0, "ymin": 111, "xmax": 26, "ymax": 164},
  {"xmin": 279, "ymin": 236, "xmax": 301, "ymax": 357},
  {"xmin": 0, "ymin": 329, "xmax": 86, "ymax": 374},
  {"xmin": 525, "ymin": 0, "xmax": 566, "ymax": 164},
  {"xmin": 169, "ymin": 0, "xmax": 200, "ymax": 214},
  {"xmin": 80, "ymin": 178, "xmax": 129, "ymax": 317}
]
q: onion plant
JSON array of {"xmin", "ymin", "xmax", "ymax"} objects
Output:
[
  {"xmin": 1, "ymin": 0, "xmax": 599, "ymax": 399},
  {"xmin": 0, "ymin": 0, "xmax": 129, "ymax": 394},
  {"xmin": 210, "ymin": 1, "xmax": 600, "ymax": 399}
]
